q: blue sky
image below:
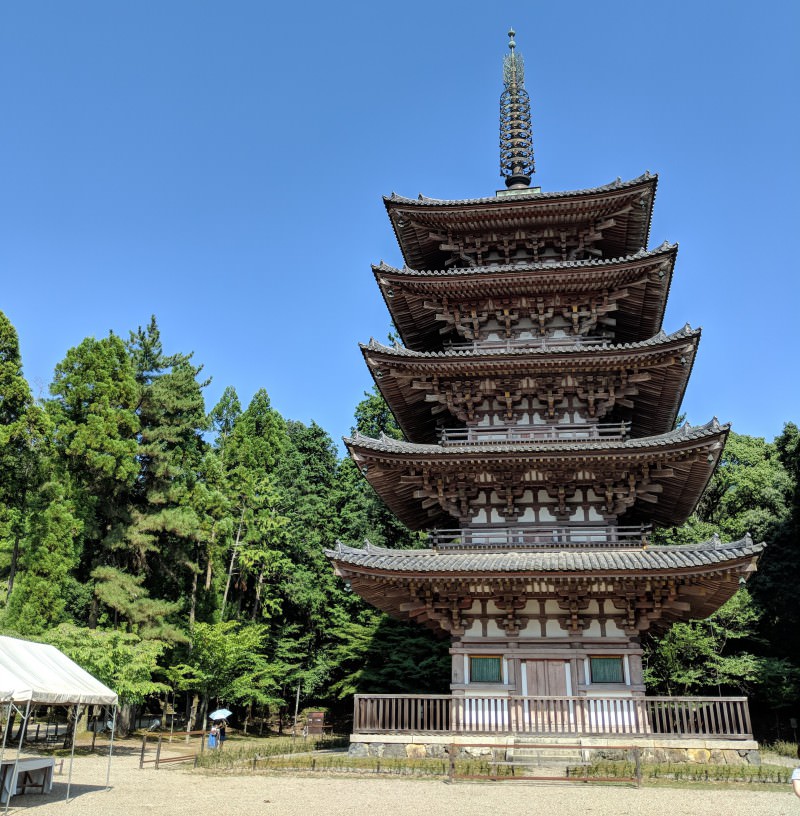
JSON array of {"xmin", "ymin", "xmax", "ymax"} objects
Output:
[{"xmin": 2, "ymin": 1, "xmax": 798, "ymax": 450}]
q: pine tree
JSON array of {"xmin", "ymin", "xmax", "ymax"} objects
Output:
[
  {"xmin": 0, "ymin": 311, "xmax": 47, "ymax": 597},
  {"xmin": 48, "ymin": 332, "xmax": 140, "ymax": 625}
]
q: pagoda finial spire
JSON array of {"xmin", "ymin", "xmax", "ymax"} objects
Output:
[{"xmin": 500, "ymin": 27, "xmax": 535, "ymax": 189}]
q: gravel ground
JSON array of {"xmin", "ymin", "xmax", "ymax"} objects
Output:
[{"xmin": 7, "ymin": 747, "xmax": 795, "ymax": 816}]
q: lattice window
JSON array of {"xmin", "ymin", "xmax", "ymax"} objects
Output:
[
  {"xmin": 469, "ymin": 655, "xmax": 503, "ymax": 683},
  {"xmin": 589, "ymin": 656, "xmax": 625, "ymax": 684}
]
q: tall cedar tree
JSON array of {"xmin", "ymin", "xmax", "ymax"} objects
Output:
[
  {"xmin": 0, "ymin": 311, "xmax": 46, "ymax": 597},
  {"xmin": 47, "ymin": 333, "xmax": 140, "ymax": 627}
]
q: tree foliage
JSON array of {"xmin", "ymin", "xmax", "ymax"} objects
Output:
[
  {"xmin": 1, "ymin": 310, "xmax": 796, "ymax": 738},
  {"xmin": 645, "ymin": 427, "xmax": 800, "ymax": 721}
]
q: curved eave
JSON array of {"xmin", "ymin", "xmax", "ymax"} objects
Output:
[
  {"xmin": 328, "ymin": 536, "xmax": 762, "ymax": 576},
  {"xmin": 384, "ymin": 174, "xmax": 657, "ymax": 270},
  {"xmin": 362, "ymin": 327, "xmax": 700, "ymax": 442},
  {"xmin": 345, "ymin": 421, "xmax": 728, "ymax": 530},
  {"xmin": 373, "ymin": 244, "xmax": 677, "ymax": 350},
  {"xmin": 327, "ymin": 537, "xmax": 763, "ymax": 628}
]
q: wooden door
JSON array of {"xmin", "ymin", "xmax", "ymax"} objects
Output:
[
  {"xmin": 519, "ymin": 660, "xmax": 571, "ymax": 734},
  {"xmin": 524, "ymin": 660, "xmax": 569, "ymax": 696}
]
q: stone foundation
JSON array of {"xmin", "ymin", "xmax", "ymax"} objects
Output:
[{"xmin": 348, "ymin": 734, "xmax": 761, "ymax": 766}]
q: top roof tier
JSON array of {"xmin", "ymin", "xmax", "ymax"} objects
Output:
[{"xmin": 384, "ymin": 174, "xmax": 657, "ymax": 272}]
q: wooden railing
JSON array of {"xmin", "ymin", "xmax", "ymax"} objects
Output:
[
  {"xmin": 428, "ymin": 525, "xmax": 651, "ymax": 550},
  {"xmin": 439, "ymin": 422, "xmax": 631, "ymax": 445},
  {"xmin": 352, "ymin": 695, "xmax": 753, "ymax": 739},
  {"xmin": 444, "ymin": 335, "xmax": 613, "ymax": 352}
]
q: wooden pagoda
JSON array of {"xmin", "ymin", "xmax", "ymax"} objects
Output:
[{"xmin": 328, "ymin": 30, "xmax": 763, "ymax": 754}]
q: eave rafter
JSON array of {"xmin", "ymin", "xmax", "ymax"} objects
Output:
[
  {"xmin": 384, "ymin": 174, "xmax": 657, "ymax": 271},
  {"xmin": 374, "ymin": 243, "xmax": 676, "ymax": 350},
  {"xmin": 363, "ymin": 326, "xmax": 700, "ymax": 443},
  {"xmin": 328, "ymin": 537, "xmax": 762, "ymax": 636},
  {"xmin": 345, "ymin": 421, "xmax": 728, "ymax": 530}
]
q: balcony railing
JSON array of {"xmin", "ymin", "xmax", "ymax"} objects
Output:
[
  {"xmin": 428, "ymin": 525, "xmax": 650, "ymax": 550},
  {"xmin": 439, "ymin": 422, "xmax": 631, "ymax": 446},
  {"xmin": 444, "ymin": 335, "xmax": 613, "ymax": 352},
  {"xmin": 353, "ymin": 694, "xmax": 753, "ymax": 739}
]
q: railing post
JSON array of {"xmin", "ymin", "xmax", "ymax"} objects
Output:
[
  {"xmin": 139, "ymin": 734, "xmax": 147, "ymax": 769},
  {"xmin": 448, "ymin": 743, "xmax": 456, "ymax": 783},
  {"xmin": 742, "ymin": 698, "xmax": 753, "ymax": 738},
  {"xmin": 634, "ymin": 747, "xmax": 642, "ymax": 787},
  {"xmin": 154, "ymin": 733, "xmax": 163, "ymax": 770}
]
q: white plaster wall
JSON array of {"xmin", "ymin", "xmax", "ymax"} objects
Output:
[
  {"xmin": 584, "ymin": 620, "xmax": 603, "ymax": 637},
  {"xmin": 544, "ymin": 619, "xmax": 563, "ymax": 637},
  {"xmin": 485, "ymin": 619, "xmax": 503, "ymax": 637}
]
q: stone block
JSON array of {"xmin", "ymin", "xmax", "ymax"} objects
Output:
[
  {"xmin": 686, "ymin": 748, "xmax": 711, "ymax": 764},
  {"xmin": 348, "ymin": 742, "xmax": 369, "ymax": 757},
  {"xmin": 406, "ymin": 744, "xmax": 427, "ymax": 759},
  {"xmin": 382, "ymin": 743, "xmax": 408, "ymax": 758}
]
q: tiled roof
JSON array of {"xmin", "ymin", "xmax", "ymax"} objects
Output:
[
  {"xmin": 385, "ymin": 173, "xmax": 656, "ymax": 208},
  {"xmin": 326, "ymin": 534, "xmax": 764, "ymax": 574},
  {"xmin": 346, "ymin": 417, "xmax": 726, "ymax": 457},
  {"xmin": 372, "ymin": 242, "xmax": 676, "ymax": 278},
  {"xmin": 362, "ymin": 324, "xmax": 699, "ymax": 361}
]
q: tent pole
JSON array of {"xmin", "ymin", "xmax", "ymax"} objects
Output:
[
  {"xmin": 65, "ymin": 704, "xmax": 80, "ymax": 803},
  {"xmin": 0, "ymin": 700, "xmax": 11, "ymax": 766},
  {"xmin": 105, "ymin": 705, "xmax": 117, "ymax": 789},
  {"xmin": 4, "ymin": 700, "xmax": 30, "ymax": 814},
  {"xmin": 0, "ymin": 702, "xmax": 16, "ymax": 808}
]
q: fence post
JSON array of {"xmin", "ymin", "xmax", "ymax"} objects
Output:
[
  {"xmin": 139, "ymin": 734, "xmax": 147, "ymax": 769},
  {"xmin": 448, "ymin": 743, "xmax": 456, "ymax": 783},
  {"xmin": 154, "ymin": 733, "xmax": 163, "ymax": 770},
  {"xmin": 634, "ymin": 747, "xmax": 642, "ymax": 788}
]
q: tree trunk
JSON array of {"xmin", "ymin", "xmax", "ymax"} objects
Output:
[
  {"xmin": 115, "ymin": 703, "xmax": 135, "ymax": 737},
  {"xmin": 252, "ymin": 569, "xmax": 265, "ymax": 620},
  {"xmin": 204, "ymin": 525, "xmax": 216, "ymax": 591},
  {"xmin": 188, "ymin": 561, "xmax": 198, "ymax": 628},
  {"xmin": 187, "ymin": 694, "xmax": 199, "ymax": 733},
  {"xmin": 243, "ymin": 701, "xmax": 252, "ymax": 735},
  {"xmin": 221, "ymin": 506, "xmax": 246, "ymax": 617},
  {"xmin": 6, "ymin": 531, "xmax": 21, "ymax": 598}
]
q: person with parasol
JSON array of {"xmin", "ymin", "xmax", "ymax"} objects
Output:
[{"xmin": 208, "ymin": 708, "xmax": 232, "ymax": 750}]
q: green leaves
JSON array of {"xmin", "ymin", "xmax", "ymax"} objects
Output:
[
  {"xmin": 44, "ymin": 623, "xmax": 169, "ymax": 704},
  {"xmin": 647, "ymin": 426, "xmax": 800, "ymax": 710}
]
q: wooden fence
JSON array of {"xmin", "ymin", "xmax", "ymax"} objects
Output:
[
  {"xmin": 353, "ymin": 694, "xmax": 752, "ymax": 739},
  {"xmin": 139, "ymin": 730, "xmax": 209, "ymax": 769}
]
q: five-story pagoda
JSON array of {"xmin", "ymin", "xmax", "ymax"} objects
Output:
[{"xmin": 329, "ymin": 31, "xmax": 762, "ymax": 741}]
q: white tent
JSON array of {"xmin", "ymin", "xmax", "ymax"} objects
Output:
[
  {"xmin": 0, "ymin": 636, "xmax": 118, "ymax": 706},
  {"xmin": 0, "ymin": 636, "xmax": 118, "ymax": 808}
]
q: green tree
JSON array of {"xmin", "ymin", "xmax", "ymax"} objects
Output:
[
  {"xmin": 48, "ymin": 333, "xmax": 140, "ymax": 625},
  {"xmin": 0, "ymin": 311, "xmax": 47, "ymax": 597},
  {"xmin": 4, "ymin": 481, "xmax": 82, "ymax": 633},
  {"xmin": 45, "ymin": 623, "xmax": 169, "ymax": 734},
  {"xmin": 124, "ymin": 319, "xmax": 209, "ymax": 638}
]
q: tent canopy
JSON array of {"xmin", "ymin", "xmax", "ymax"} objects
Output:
[{"xmin": 0, "ymin": 636, "xmax": 118, "ymax": 706}]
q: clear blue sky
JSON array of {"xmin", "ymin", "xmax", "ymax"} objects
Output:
[{"xmin": 2, "ymin": 2, "xmax": 798, "ymax": 449}]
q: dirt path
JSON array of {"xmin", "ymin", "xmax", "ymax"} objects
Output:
[{"xmin": 6, "ymin": 749, "xmax": 794, "ymax": 816}]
